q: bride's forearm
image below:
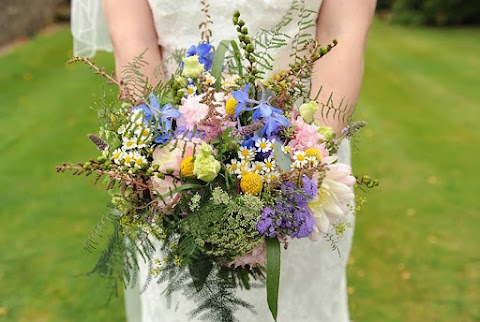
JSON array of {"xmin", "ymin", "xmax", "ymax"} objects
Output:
[
  {"xmin": 102, "ymin": 0, "xmax": 166, "ymax": 95},
  {"xmin": 311, "ymin": 0, "xmax": 376, "ymax": 135}
]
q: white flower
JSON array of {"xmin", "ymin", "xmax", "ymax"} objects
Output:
[
  {"xmin": 111, "ymin": 149, "xmax": 124, "ymax": 164},
  {"xmin": 102, "ymin": 148, "xmax": 109, "ymax": 157},
  {"xmin": 123, "ymin": 151, "xmax": 136, "ymax": 166},
  {"xmin": 262, "ymin": 156, "xmax": 276, "ymax": 173},
  {"xmin": 308, "ymin": 163, "xmax": 356, "ymax": 239},
  {"xmin": 226, "ymin": 159, "xmax": 241, "ymax": 175},
  {"xmin": 122, "ymin": 136, "xmax": 138, "ymax": 150},
  {"xmin": 264, "ymin": 170, "xmax": 280, "ymax": 183},
  {"xmin": 238, "ymin": 146, "xmax": 255, "ymax": 161},
  {"xmin": 236, "ymin": 161, "xmax": 252, "ymax": 179},
  {"xmin": 185, "ymin": 84, "xmax": 197, "ymax": 96},
  {"xmin": 281, "ymin": 145, "xmax": 292, "ymax": 154},
  {"xmin": 130, "ymin": 109, "xmax": 144, "ymax": 124},
  {"xmin": 252, "ymin": 161, "xmax": 266, "ymax": 175},
  {"xmin": 292, "ymin": 150, "xmax": 307, "ymax": 168},
  {"xmin": 255, "ymin": 138, "xmax": 273, "ymax": 153},
  {"xmin": 132, "ymin": 152, "xmax": 148, "ymax": 168},
  {"xmin": 203, "ymin": 72, "xmax": 216, "ymax": 86},
  {"xmin": 117, "ymin": 124, "xmax": 127, "ymax": 134}
]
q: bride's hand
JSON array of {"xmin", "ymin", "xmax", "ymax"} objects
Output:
[
  {"xmin": 312, "ymin": 0, "xmax": 376, "ymax": 136},
  {"xmin": 102, "ymin": 0, "xmax": 166, "ymax": 97}
]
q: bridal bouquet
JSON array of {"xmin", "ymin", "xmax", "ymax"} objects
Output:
[{"xmin": 60, "ymin": 7, "xmax": 377, "ymax": 322}]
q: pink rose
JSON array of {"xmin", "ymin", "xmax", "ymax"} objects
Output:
[
  {"xmin": 288, "ymin": 116, "xmax": 325, "ymax": 151},
  {"xmin": 177, "ymin": 95, "xmax": 209, "ymax": 131}
]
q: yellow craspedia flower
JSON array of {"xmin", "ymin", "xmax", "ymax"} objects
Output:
[
  {"xmin": 240, "ymin": 172, "xmax": 263, "ymax": 195},
  {"xmin": 305, "ymin": 147, "xmax": 323, "ymax": 161},
  {"xmin": 180, "ymin": 156, "xmax": 195, "ymax": 177},
  {"xmin": 226, "ymin": 97, "xmax": 238, "ymax": 115}
]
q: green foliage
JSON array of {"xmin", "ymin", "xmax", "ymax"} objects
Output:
[
  {"xmin": 181, "ymin": 192, "xmax": 264, "ymax": 261},
  {"xmin": 379, "ymin": 0, "xmax": 480, "ymax": 25}
]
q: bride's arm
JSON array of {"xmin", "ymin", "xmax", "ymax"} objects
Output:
[
  {"xmin": 312, "ymin": 0, "xmax": 376, "ymax": 135},
  {"xmin": 102, "ymin": 0, "xmax": 166, "ymax": 93}
]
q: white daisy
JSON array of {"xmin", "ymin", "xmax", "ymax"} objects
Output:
[
  {"xmin": 236, "ymin": 161, "xmax": 252, "ymax": 179},
  {"xmin": 185, "ymin": 84, "xmax": 197, "ymax": 96},
  {"xmin": 255, "ymin": 138, "xmax": 273, "ymax": 153},
  {"xmin": 252, "ymin": 161, "xmax": 266, "ymax": 175},
  {"xmin": 238, "ymin": 146, "xmax": 255, "ymax": 161},
  {"xmin": 133, "ymin": 152, "xmax": 148, "ymax": 168},
  {"xmin": 262, "ymin": 156, "xmax": 276, "ymax": 173},
  {"xmin": 226, "ymin": 159, "xmax": 241, "ymax": 175},
  {"xmin": 203, "ymin": 72, "xmax": 216, "ymax": 86},
  {"xmin": 292, "ymin": 150, "xmax": 308, "ymax": 168},
  {"xmin": 117, "ymin": 124, "xmax": 127, "ymax": 135},
  {"xmin": 281, "ymin": 145, "xmax": 292, "ymax": 154},
  {"xmin": 122, "ymin": 136, "xmax": 138, "ymax": 150},
  {"xmin": 123, "ymin": 152, "xmax": 135, "ymax": 166},
  {"xmin": 111, "ymin": 148, "xmax": 124, "ymax": 164},
  {"xmin": 130, "ymin": 109, "xmax": 144, "ymax": 124},
  {"xmin": 264, "ymin": 170, "xmax": 280, "ymax": 183},
  {"xmin": 102, "ymin": 148, "xmax": 109, "ymax": 158}
]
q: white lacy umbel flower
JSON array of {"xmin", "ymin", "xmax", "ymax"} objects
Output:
[{"xmin": 308, "ymin": 163, "xmax": 356, "ymax": 240}]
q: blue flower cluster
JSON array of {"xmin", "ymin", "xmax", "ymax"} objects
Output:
[
  {"xmin": 133, "ymin": 93, "xmax": 181, "ymax": 143},
  {"xmin": 231, "ymin": 85, "xmax": 290, "ymax": 138},
  {"xmin": 186, "ymin": 43, "xmax": 214, "ymax": 71},
  {"xmin": 257, "ymin": 176, "xmax": 317, "ymax": 238}
]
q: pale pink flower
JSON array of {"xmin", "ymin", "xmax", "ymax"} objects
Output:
[
  {"xmin": 177, "ymin": 95, "xmax": 209, "ymax": 131},
  {"xmin": 288, "ymin": 116, "xmax": 325, "ymax": 151},
  {"xmin": 227, "ymin": 241, "xmax": 266, "ymax": 268},
  {"xmin": 151, "ymin": 138, "xmax": 205, "ymax": 207},
  {"xmin": 308, "ymin": 161, "xmax": 356, "ymax": 239}
]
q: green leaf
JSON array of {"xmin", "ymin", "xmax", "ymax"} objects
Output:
[
  {"xmin": 229, "ymin": 40, "xmax": 244, "ymax": 78},
  {"xmin": 273, "ymin": 140, "xmax": 292, "ymax": 171},
  {"xmin": 266, "ymin": 237, "xmax": 280, "ymax": 321},
  {"xmin": 189, "ymin": 257, "xmax": 213, "ymax": 292},
  {"xmin": 211, "ymin": 40, "xmax": 230, "ymax": 91}
]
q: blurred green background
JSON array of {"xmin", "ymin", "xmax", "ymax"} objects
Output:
[{"xmin": 1, "ymin": 4, "xmax": 479, "ymax": 322}]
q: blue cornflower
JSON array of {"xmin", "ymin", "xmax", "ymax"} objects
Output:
[
  {"xmin": 232, "ymin": 84, "xmax": 256, "ymax": 118},
  {"xmin": 252, "ymin": 101, "xmax": 290, "ymax": 138},
  {"xmin": 186, "ymin": 43, "xmax": 214, "ymax": 71},
  {"xmin": 134, "ymin": 93, "xmax": 181, "ymax": 132}
]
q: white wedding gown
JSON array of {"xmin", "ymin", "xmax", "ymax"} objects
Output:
[{"xmin": 72, "ymin": 1, "xmax": 354, "ymax": 321}]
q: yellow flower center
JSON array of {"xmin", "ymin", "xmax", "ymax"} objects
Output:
[
  {"xmin": 259, "ymin": 142, "xmax": 267, "ymax": 149},
  {"xmin": 265, "ymin": 161, "xmax": 272, "ymax": 169},
  {"xmin": 180, "ymin": 156, "xmax": 195, "ymax": 177},
  {"xmin": 241, "ymin": 149, "xmax": 250, "ymax": 157},
  {"xmin": 305, "ymin": 147, "xmax": 323, "ymax": 161},
  {"xmin": 296, "ymin": 154, "xmax": 305, "ymax": 161},
  {"xmin": 141, "ymin": 129, "xmax": 149, "ymax": 137},
  {"xmin": 226, "ymin": 98, "xmax": 238, "ymax": 115},
  {"xmin": 187, "ymin": 87, "xmax": 196, "ymax": 95},
  {"xmin": 230, "ymin": 163, "xmax": 238, "ymax": 171},
  {"xmin": 135, "ymin": 158, "xmax": 143, "ymax": 165},
  {"xmin": 113, "ymin": 152, "xmax": 121, "ymax": 159},
  {"xmin": 240, "ymin": 172, "xmax": 263, "ymax": 195}
]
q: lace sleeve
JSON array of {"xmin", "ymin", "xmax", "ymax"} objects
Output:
[{"xmin": 71, "ymin": 0, "xmax": 113, "ymax": 57}]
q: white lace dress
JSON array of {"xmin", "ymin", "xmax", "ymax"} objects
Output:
[{"xmin": 72, "ymin": 1, "xmax": 354, "ymax": 321}]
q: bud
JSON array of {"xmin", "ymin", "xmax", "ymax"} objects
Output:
[
  {"xmin": 233, "ymin": 10, "xmax": 240, "ymax": 18},
  {"xmin": 153, "ymin": 164, "xmax": 159, "ymax": 172},
  {"xmin": 238, "ymin": 20, "xmax": 245, "ymax": 27},
  {"xmin": 241, "ymin": 26, "xmax": 249, "ymax": 35},
  {"xmin": 373, "ymin": 179, "xmax": 380, "ymax": 186},
  {"xmin": 361, "ymin": 175, "xmax": 371, "ymax": 185},
  {"xmin": 298, "ymin": 101, "xmax": 318, "ymax": 124},
  {"xmin": 157, "ymin": 172, "xmax": 165, "ymax": 179},
  {"xmin": 246, "ymin": 44, "xmax": 254, "ymax": 53}
]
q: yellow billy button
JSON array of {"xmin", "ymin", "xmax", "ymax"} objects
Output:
[
  {"xmin": 305, "ymin": 147, "xmax": 323, "ymax": 161},
  {"xmin": 225, "ymin": 97, "xmax": 238, "ymax": 115},
  {"xmin": 180, "ymin": 156, "xmax": 195, "ymax": 177},
  {"xmin": 240, "ymin": 172, "xmax": 263, "ymax": 195}
]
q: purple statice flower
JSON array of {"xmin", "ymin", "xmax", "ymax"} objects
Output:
[
  {"xmin": 186, "ymin": 43, "xmax": 214, "ymax": 70},
  {"xmin": 301, "ymin": 175, "xmax": 318, "ymax": 198},
  {"xmin": 256, "ymin": 182, "xmax": 316, "ymax": 239}
]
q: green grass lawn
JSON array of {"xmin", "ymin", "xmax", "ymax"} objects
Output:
[{"xmin": 0, "ymin": 20, "xmax": 479, "ymax": 322}]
